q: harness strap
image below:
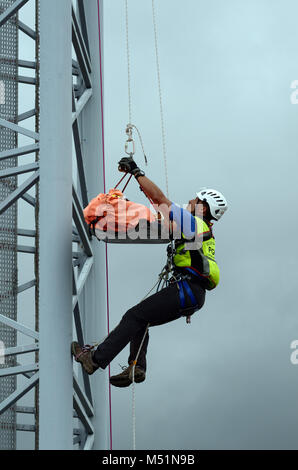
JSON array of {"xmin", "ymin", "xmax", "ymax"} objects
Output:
[
  {"xmin": 178, "ymin": 280, "xmax": 186, "ymax": 308},
  {"xmin": 177, "ymin": 278, "xmax": 198, "ymax": 310},
  {"xmin": 182, "ymin": 279, "xmax": 198, "ymax": 307}
]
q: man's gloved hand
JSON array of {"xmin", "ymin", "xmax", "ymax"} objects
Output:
[{"xmin": 118, "ymin": 156, "xmax": 145, "ymax": 178}]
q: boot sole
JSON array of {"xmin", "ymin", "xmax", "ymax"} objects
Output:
[
  {"xmin": 109, "ymin": 374, "xmax": 146, "ymax": 388},
  {"xmin": 109, "ymin": 377, "xmax": 132, "ymax": 388}
]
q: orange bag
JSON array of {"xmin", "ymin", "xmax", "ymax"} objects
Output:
[{"xmin": 83, "ymin": 188, "xmax": 156, "ymax": 233}]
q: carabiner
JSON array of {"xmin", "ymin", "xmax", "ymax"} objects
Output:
[
  {"xmin": 125, "ymin": 123, "xmax": 135, "ymax": 156},
  {"xmin": 125, "ymin": 138, "xmax": 135, "ymax": 156}
]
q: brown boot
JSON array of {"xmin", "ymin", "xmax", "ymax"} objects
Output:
[
  {"xmin": 71, "ymin": 342, "xmax": 100, "ymax": 375},
  {"xmin": 109, "ymin": 363, "xmax": 146, "ymax": 388}
]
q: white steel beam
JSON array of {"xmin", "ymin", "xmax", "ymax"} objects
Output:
[
  {"xmin": 18, "ymin": 60, "xmax": 36, "ymax": 69},
  {"xmin": 72, "ymin": 7, "xmax": 91, "ymax": 72},
  {"xmin": 3, "ymin": 343, "xmax": 39, "ymax": 357},
  {"xmin": 84, "ymin": 433, "xmax": 94, "ymax": 451},
  {"xmin": 0, "ymin": 162, "xmax": 39, "ymax": 179},
  {"xmin": 72, "ymin": 256, "xmax": 94, "ymax": 310},
  {"xmin": 17, "ymin": 229, "xmax": 36, "ymax": 237},
  {"xmin": 18, "ymin": 20, "xmax": 36, "ymax": 40},
  {"xmin": 17, "ymin": 109, "xmax": 36, "ymax": 122},
  {"xmin": 0, "ymin": 143, "xmax": 39, "ymax": 161},
  {"xmin": 16, "ymin": 406, "xmax": 36, "ymax": 414},
  {"xmin": 73, "ymin": 392, "xmax": 94, "ymax": 435},
  {"xmin": 0, "ymin": 363, "xmax": 39, "ymax": 377},
  {"xmin": 0, "ymin": 171, "xmax": 39, "ymax": 215},
  {"xmin": 72, "ymin": 187, "xmax": 93, "ymax": 257},
  {"xmin": 39, "ymin": 0, "xmax": 73, "ymax": 450},
  {"xmin": 72, "ymin": 14, "xmax": 92, "ymax": 89},
  {"xmin": 73, "ymin": 373, "xmax": 94, "ymax": 418},
  {"xmin": 16, "ymin": 424, "xmax": 36, "ymax": 432},
  {"xmin": 0, "ymin": 313, "xmax": 39, "ymax": 340},
  {"xmin": 18, "ymin": 76, "xmax": 36, "ymax": 85},
  {"xmin": 0, "ymin": 118, "xmax": 39, "ymax": 140},
  {"xmin": 21, "ymin": 192, "xmax": 36, "ymax": 207},
  {"xmin": 72, "ymin": 88, "xmax": 92, "ymax": 124},
  {"xmin": 0, "ymin": 373, "xmax": 39, "ymax": 416},
  {"xmin": 17, "ymin": 279, "xmax": 36, "ymax": 293},
  {"xmin": 0, "ymin": 0, "xmax": 29, "ymax": 27},
  {"xmin": 17, "ymin": 245, "xmax": 35, "ymax": 254}
]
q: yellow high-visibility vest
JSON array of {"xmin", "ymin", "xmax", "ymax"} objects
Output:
[{"xmin": 173, "ymin": 216, "xmax": 220, "ymax": 290}]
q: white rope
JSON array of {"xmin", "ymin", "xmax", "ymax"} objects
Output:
[
  {"xmin": 152, "ymin": 0, "xmax": 169, "ymax": 199},
  {"xmin": 125, "ymin": 0, "xmax": 169, "ymax": 193},
  {"xmin": 123, "ymin": 0, "xmax": 170, "ymax": 449},
  {"xmin": 125, "ymin": 0, "xmax": 132, "ymax": 124}
]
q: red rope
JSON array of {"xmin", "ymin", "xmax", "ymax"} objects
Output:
[
  {"xmin": 114, "ymin": 172, "xmax": 128, "ymax": 189},
  {"xmin": 97, "ymin": 0, "xmax": 113, "ymax": 451},
  {"xmin": 121, "ymin": 174, "xmax": 133, "ymax": 193}
]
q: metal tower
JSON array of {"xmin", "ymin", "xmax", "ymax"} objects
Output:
[{"xmin": 0, "ymin": 0, "xmax": 109, "ymax": 450}]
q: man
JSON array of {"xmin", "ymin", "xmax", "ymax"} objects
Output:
[{"xmin": 71, "ymin": 157, "xmax": 228, "ymax": 387}]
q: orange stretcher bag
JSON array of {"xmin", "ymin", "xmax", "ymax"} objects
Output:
[{"xmin": 83, "ymin": 188, "xmax": 156, "ymax": 233}]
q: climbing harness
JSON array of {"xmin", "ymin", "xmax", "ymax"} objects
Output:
[{"xmin": 157, "ymin": 239, "xmax": 200, "ymax": 323}]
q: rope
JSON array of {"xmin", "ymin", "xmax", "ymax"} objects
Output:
[
  {"xmin": 125, "ymin": 0, "xmax": 132, "ymax": 124},
  {"xmin": 114, "ymin": 172, "xmax": 128, "ymax": 189},
  {"xmin": 122, "ymin": 173, "xmax": 133, "ymax": 193},
  {"xmin": 114, "ymin": 172, "xmax": 133, "ymax": 193},
  {"xmin": 152, "ymin": 0, "xmax": 169, "ymax": 199}
]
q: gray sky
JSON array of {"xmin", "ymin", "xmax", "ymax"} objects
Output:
[
  {"xmin": 103, "ymin": 0, "xmax": 298, "ymax": 450},
  {"xmin": 15, "ymin": 0, "xmax": 298, "ymax": 450}
]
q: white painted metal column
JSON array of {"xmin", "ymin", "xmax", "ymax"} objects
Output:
[{"xmin": 39, "ymin": 0, "xmax": 73, "ymax": 449}]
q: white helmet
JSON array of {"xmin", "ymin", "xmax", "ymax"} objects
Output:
[{"xmin": 196, "ymin": 188, "xmax": 228, "ymax": 221}]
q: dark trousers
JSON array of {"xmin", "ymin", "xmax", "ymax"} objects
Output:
[{"xmin": 93, "ymin": 280, "xmax": 206, "ymax": 371}]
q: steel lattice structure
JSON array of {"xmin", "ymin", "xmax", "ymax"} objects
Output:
[{"xmin": 0, "ymin": 0, "xmax": 109, "ymax": 450}]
